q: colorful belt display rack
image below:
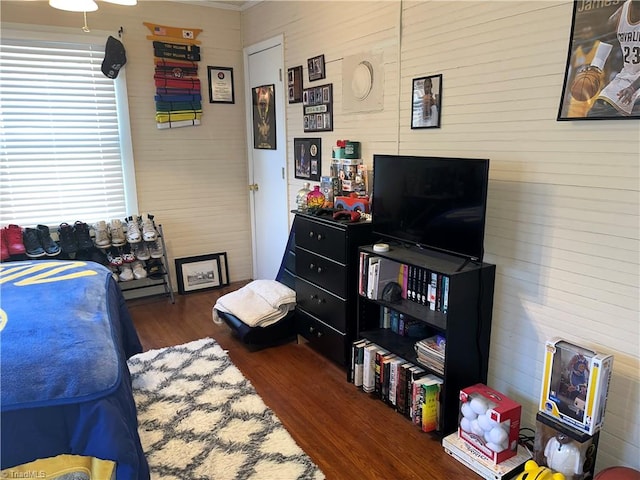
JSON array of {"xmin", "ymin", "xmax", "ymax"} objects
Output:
[{"xmin": 144, "ymin": 22, "xmax": 203, "ymax": 129}]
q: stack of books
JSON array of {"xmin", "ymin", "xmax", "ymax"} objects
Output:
[
  {"xmin": 415, "ymin": 335, "xmax": 446, "ymax": 375},
  {"xmin": 351, "ymin": 339, "xmax": 444, "ymax": 432}
]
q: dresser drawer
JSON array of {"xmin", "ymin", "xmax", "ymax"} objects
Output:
[
  {"xmin": 296, "ymin": 309, "xmax": 346, "ymax": 366},
  {"xmin": 296, "ymin": 248, "xmax": 346, "ymax": 297},
  {"xmin": 296, "ymin": 277, "xmax": 347, "ymax": 332},
  {"xmin": 296, "ymin": 217, "xmax": 347, "ymax": 264}
]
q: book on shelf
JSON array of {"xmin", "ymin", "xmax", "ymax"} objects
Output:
[
  {"xmin": 380, "ymin": 306, "xmax": 391, "ymax": 329},
  {"xmin": 415, "ymin": 335, "xmax": 446, "ymax": 375},
  {"xmin": 373, "ymin": 348, "xmax": 391, "ymax": 397},
  {"xmin": 380, "ymin": 353, "xmax": 397, "ymax": 402},
  {"xmin": 362, "ymin": 343, "xmax": 382, "ymax": 393},
  {"xmin": 399, "ymin": 263, "xmax": 409, "ymax": 299},
  {"xmin": 351, "ymin": 339, "xmax": 369, "ymax": 387},
  {"xmin": 366, "ymin": 257, "xmax": 380, "ymax": 299},
  {"xmin": 411, "ymin": 373, "xmax": 443, "ymax": 428},
  {"xmin": 358, "ymin": 251, "xmax": 371, "ymax": 296},
  {"xmin": 421, "ymin": 375, "xmax": 444, "ymax": 432},
  {"xmin": 406, "ymin": 365, "xmax": 428, "ymax": 420},
  {"xmin": 388, "ymin": 358, "xmax": 408, "ymax": 408}
]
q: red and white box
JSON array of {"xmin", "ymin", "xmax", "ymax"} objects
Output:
[{"xmin": 458, "ymin": 383, "xmax": 522, "ymax": 464}]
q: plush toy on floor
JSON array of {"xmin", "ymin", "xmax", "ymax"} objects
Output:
[{"xmin": 515, "ymin": 460, "xmax": 565, "ymax": 480}]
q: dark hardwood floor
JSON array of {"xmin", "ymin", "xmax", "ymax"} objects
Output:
[{"xmin": 127, "ymin": 285, "xmax": 481, "ymax": 480}]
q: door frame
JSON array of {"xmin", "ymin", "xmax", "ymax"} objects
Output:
[{"xmin": 243, "ymin": 34, "xmax": 288, "ymax": 279}]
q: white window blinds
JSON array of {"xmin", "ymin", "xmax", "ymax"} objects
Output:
[{"xmin": 0, "ymin": 33, "xmax": 136, "ymax": 228}]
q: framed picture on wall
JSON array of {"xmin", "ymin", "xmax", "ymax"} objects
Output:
[
  {"xmin": 207, "ymin": 66, "xmax": 235, "ymax": 104},
  {"xmin": 411, "ymin": 74, "xmax": 442, "ymax": 129},
  {"xmin": 252, "ymin": 84, "xmax": 276, "ymax": 149},
  {"xmin": 557, "ymin": 1, "xmax": 640, "ymax": 120},
  {"xmin": 288, "ymin": 65, "xmax": 303, "ymax": 103},
  {"xmin": 294, "ymin": 138, "xmax": 321, "ymax": 181},
  {"xmin": 307, "ymin": 54, "xmax": 326, "ymax": 82},
  {"xmin": 303, "ymin": 83, "xmax": 333, "ymax": 132}
]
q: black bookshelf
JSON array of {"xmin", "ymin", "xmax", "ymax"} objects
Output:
[{"xmin": 354, "ymin": 243, "xmax": 496, "ymax": 435}]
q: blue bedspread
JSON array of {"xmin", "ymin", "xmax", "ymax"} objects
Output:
[{"xmin": 1, "ymin": 260, "xmax": 149, "ymax": 479}]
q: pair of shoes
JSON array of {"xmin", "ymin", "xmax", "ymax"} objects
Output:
[
  {"xmin": 23, "ymin": 225, "xmax": 61, "ymax": 258},
  {"xmin": 93, "ymin": 221, "xmax": 111, "ymax": 249},
  {"xmin": 2, "ymin": 224, "xmax": 26, "ymax": 257},
  {"xmin": 58, "ymin": 221, "xmax": 93, "ymax": 254},
  {"xmin": 140, "ymin": 213, "xmax": 158, "ymax": 241},
  {"xmin": 132, "ymin": 260, "xmax": 147, "ymax": 279},
  {"xmin": 125, "ymin": 213, "xmax": 159, "ymax": 244},
  {"xmin": 132, "ymin": 242, "xmax": 150, "ymax": 261},
  {"xmin": 147, "ymin": 237, "xmax": 163, "ymax": 258},
  {"xmin": 109, "ymin": 219, "xmax": 127, "ymax": 247},
  {"xmin": 119, "ymin": 264, "xmax": 134, "ymax": 281},
  {"xmin": 1, "ymin": 228, "xmax": 11, "ymax": 261},
  {"xmin": 125, "ymin": 215, "xmax": 142, "ymax": 244},
  {"xmin": 146, "ymin": 258, "xmax": 166, "ymax": 279},
  {"xmin": 106, "ymin": 246, "xmax": 123, "ymax": 266}
]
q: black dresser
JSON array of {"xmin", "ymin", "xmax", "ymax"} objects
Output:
[{"xmin": 294, "ymin": 212, "xmax": 372, "ymax": 366}]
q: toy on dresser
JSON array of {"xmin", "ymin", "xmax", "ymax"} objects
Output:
[{"xmin": 515, "ymin": 460, "xmax": 565, "ymax": 480}]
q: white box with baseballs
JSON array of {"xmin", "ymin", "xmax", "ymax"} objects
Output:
[{"xmin": 458, "ymin": 383, "xmax": 522, "ymax": 464}]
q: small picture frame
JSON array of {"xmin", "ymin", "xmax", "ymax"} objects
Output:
[
  {"xmin": 288, "ymin": 65, "xmax": 303, "ymax": 104},
  {"xmin": 411, "ymin": 74, "xmax": 442, "ymax": 129},
  {"xmin": 307, "ymin": 54, "xmax": 326, "ymax": 82},
  {"xmin": 175, "ymin": 253, "xmax": 227, "ymax": 294},
  {"xmin": 207, "ymin": 66, "xmax": 235, "ymax": 104},
  {"xmin": 303, "ymin": 83, "xmax": 333, "ymax": 132},
  {"xmin": 294, "ymin": 138, "xmax": 321, "ymax": 181}
]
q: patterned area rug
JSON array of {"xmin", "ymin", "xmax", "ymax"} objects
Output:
[{"xmin": 128, "ymin": 338, "xmax": 325, "ymax": 480}]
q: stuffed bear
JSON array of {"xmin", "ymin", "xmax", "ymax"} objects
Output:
[{"xmin": 516, "ymin": 460, "xmax": 566, "ymax": 480}]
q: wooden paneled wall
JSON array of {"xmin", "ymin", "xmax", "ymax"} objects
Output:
[{"xmin": 242, "ymin": 0, "xmax": 639, "ymax": 472}]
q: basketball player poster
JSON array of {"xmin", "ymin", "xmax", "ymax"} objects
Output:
[
  {"xmin": 252, "ymin": 84, "xmax": 276, "ymax": 149},
  {"xmin": 558, "ymin": 0, "xmax": 640, "ymax": 120}
]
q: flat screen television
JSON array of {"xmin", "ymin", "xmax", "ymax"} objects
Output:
[{"xmin": 371, "ymin": 154, "xmax": 490, "ymax": 261}]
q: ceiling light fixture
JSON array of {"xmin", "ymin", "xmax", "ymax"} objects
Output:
[
  {"xmin": 49, "ymin": 0, "xmax": 98, "ymax": 12},
  {"xmin": 101, "ymin": 0, "xmax": 138, "ymax": 5},
  {"xmin": 49, "ymin": 0, "xmax": 137, "ymax": 12}
]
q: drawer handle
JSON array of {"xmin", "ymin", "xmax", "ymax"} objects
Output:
[
  {"xmin": 309, "ymin": 263, "xmax": 323, "ymax": 274},
  {"xmin": 309, "ymin": 326, "xmax": 322, "ymax": 338},
  {"xmin": 308, "ymin": 231, "xmax": 324, "ymax": 241},
  {"xmin": 309, "ymin": 294, "xmax": 324, "ymax": 305}
]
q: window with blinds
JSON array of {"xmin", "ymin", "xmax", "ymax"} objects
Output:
[{"xmin": 0, "ymin": 33, "xmax": 137, "ymax": 228}]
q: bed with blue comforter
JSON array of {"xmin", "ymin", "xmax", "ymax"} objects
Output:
[{"xmin": 0, "ymin": 260, "xmax": 150, "ymax": 479}]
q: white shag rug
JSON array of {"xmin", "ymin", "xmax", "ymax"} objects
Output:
[{"xmin": 128, "ymin": 338, "xmax": 325, "ymax": 480}]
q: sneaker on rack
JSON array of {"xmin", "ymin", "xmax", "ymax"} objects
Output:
[
  {"xmin": 0, "ymin": 229, "xmax": 10, "ymax": 261},
  {"xmin": 106, "ymin": 246, "xmax": 123, "ymax": 266},
  {"xmin": 120, "ymin": 244, "xmax": 136, "ymax": 263},
  {"xmin": 131, "ymin": 260, "xmax": 147, "ymax": 280},
  {"xmin": 5, "ymin": 224, "xmax": 27, "ymax": 256},
  {"xmin": 146, "ymin": 258, "xmax": 165, "ymax": 279},
  {"xmin": 109, "ymin": 219, "xmax": 126, "ymax": 247},
  {"xmin": 93, "ymin": 220, "xmax": 111, "ymax": 249},
  {"xmin": 36, "ymin": 225, "xmax": 61, "ymax": 256},
  {"xmin": 126, "ymin": 215, "xmax": 142, "ymax": 244},
  {"xmin": 74, "ymin": 221, "xmax": 94, "ymax": 251},
  {"xmin": 58, "ymin": 222, "xmax": 78, "ymax": 255},
  {"xmin": 119, "ymin": 264, "xmax": 134, "ymax": 282},
  {"xmin": 23, "ymin": 228, "xmax": 46, "ymax": 258},
  {"xmin": 146, "ymin": 238, "xmax": 163, "ymax": 259},
  {"xmin": 132, "ymin": 242, "xmax": 150, "ymax": 261},
  {"xmin": 140, "ymin": 213, "xmax": 158, "ymax": 241}
]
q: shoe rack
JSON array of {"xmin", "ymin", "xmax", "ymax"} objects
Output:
[{"xmin": 118, "ymin": 224, "xmax": 175, "ymax": 303}]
